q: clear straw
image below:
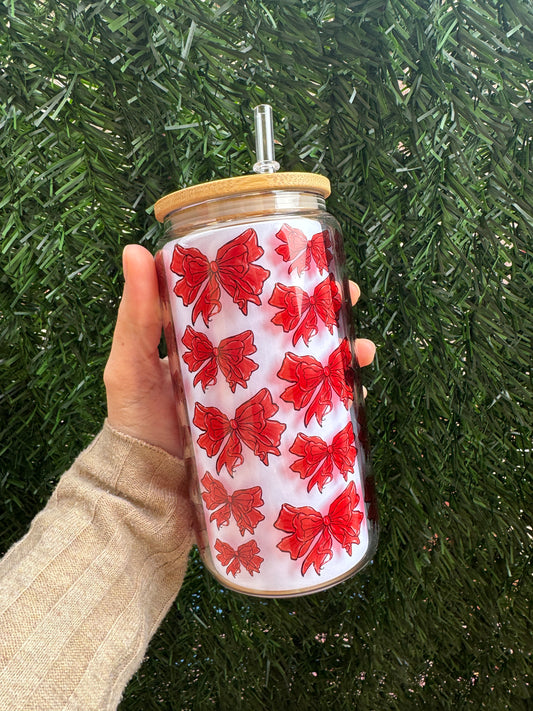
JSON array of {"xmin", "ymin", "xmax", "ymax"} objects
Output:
[{"xmin": 253, "ymin": 104, "xmax": 280, "ymax": 174}]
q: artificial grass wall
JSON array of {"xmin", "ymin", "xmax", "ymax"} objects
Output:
[{"xmin": 1, "ymin": 1, "xmax": 531, "ymax": 708}]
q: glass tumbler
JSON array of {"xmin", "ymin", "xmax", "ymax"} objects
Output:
[{"xmin": 154, "ymin": 171, "xmax": 378, "ymax": 597}]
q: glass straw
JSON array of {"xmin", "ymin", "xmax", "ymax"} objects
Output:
[{"xmin": 253, "ymin": 104, "xmax": 280, "ymax": 174}]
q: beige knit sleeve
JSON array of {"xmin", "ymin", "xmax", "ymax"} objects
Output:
[{"xmin": 0, "ymin": 421, "xmax": 195, "ymax": 711}]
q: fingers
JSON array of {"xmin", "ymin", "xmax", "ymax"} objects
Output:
[
  {"xmin": 108, "ymin": 245, "xmax": 162, "ymax": 363},
  {"xmin": 349, "ymin": 281, "xmax": 361, "ymax": 306},
  {"xmin": 106, "ymin": 262, "xmax": 375, "ymax": 383},
  {"xmin": 348, "ymin": 281, "xmax": 375, "ymax": 368},
  {"xmin": 354, "ymin": 338, "xmax": 376, "ymax": 368}
]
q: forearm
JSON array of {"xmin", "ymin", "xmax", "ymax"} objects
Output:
[{"xmin": 0, "ymin": 422, "xmax": 194, "ymax": 711}]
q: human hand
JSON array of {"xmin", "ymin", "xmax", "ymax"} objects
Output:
[
  {"xmin": 104, "ymin": 245, "xmax": 376, "ymax": 458},
  {"xmin": 104, "ymin": 245, "xmax": 183, "ymax": 456}
]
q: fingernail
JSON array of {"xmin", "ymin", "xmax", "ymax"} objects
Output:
[{"xmin": 122, "ymin": 246, "xmax": 131, "ymax": 283}]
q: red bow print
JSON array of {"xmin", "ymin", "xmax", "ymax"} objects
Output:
[
  {"xmin": 275, "ymin": 224, "xmax": 332, "ymax": 276},
  {"xmin": 193, "ymin": 388, "xmax": 286, "ymax": 476},
  {"xmin": 277, "ymin": 339, "xmax": 354, "ymax": 426},
  {"xmin": 274, "ymin": 481, "xmax": 363, "ymax": 576},
  {"xmin": 182, "ymin": 327, "xmax": 258, "ymax": 392},
  {"xmin": 363, "ymin": 473, "xmax": 379, "ymax": 523},
  {"xmin": 170, "ymin": 228, "xmax": 270, "ymax": 326},
  {"xmin": 289, "ymin": 422, "xmax": 357, "ymax": 493},
  {"xmin": 201, "ymin": 471, "xmax": 265, "ymax": 535},
  {"xmin": 215, "ymin": 539, "xmax": 263, "ymax": 577},
  {"xmin": 356, "ymin": 406, "xmax": 371, "ymax": 456},
  {"xmin": 269, "ymin": 275, "xmax": 342, "ymax": 346}
]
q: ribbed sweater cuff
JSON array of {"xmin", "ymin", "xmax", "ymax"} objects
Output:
[{"xmin": 0, "ymin": 421, "xmax": 194, "ymax": 711}]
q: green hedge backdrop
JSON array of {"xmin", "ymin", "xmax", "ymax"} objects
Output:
[{"xmin": 1, "ymin": 1, "xmax": 531, "ymax": 709}]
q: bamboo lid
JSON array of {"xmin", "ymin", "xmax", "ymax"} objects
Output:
[{"xmin": 154, "ymin": 172, "xmax": 330, "ymax": 223}]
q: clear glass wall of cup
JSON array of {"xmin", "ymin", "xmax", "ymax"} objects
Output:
[{"xmin": 154, "ymin": 107, "xmax": 378, "ymax": 597}]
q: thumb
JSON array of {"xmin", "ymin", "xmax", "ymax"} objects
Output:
[{"xmin": 109, "ymin": 244, "xmax": 162, "ymax": 362}]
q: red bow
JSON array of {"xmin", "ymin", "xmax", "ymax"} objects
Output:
[
  {"xmin": 201, "ymin": 471, "xmax": 265, "ymax": 535},
  {"xmin": 363, "ymin": 473, "xmax": 379, "ymax": 523},
  {"xmin": 274, "ymin": 481, "xmax": 363, "ymax": 576},
  {"xmin": 275, "ymin": 224, "xmax": 332, "ymax": 276},
  {"xmin": 356, "ymin": 406, "xmax": 371, "ymax": 456},
  {"xmin": 182, "ymin": 327, "xmax": 258, "ymax": 392},
  {"xmin": 289, "ymin": 422, "xmax": 357, "ymax": 493},
  {"xmin": 268, "ymin": 275, "xmax": 342, "ymax": 346},
  {"xmin": 193, "ymin": 388, "xmax": 286, "ymax": 476},
  {"xmin": 215, "ymin": 538, "xmax": 263, "ymax": 577},
  {"xmin": 277, "ymin": 340, "xmax": 354, "ymax": 426},
  {"xmin": 170, "ymin": 228, "xmax": 270, "ymax": 326}
]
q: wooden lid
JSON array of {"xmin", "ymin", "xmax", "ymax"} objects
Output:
[{"xmin": 154, "ymin": 172, "xmax": 330, "ymax": 222}]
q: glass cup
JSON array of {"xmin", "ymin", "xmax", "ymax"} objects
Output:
[{"xmin": 154, "ymin": 172, "xmax": 378, "ymax": 597}]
